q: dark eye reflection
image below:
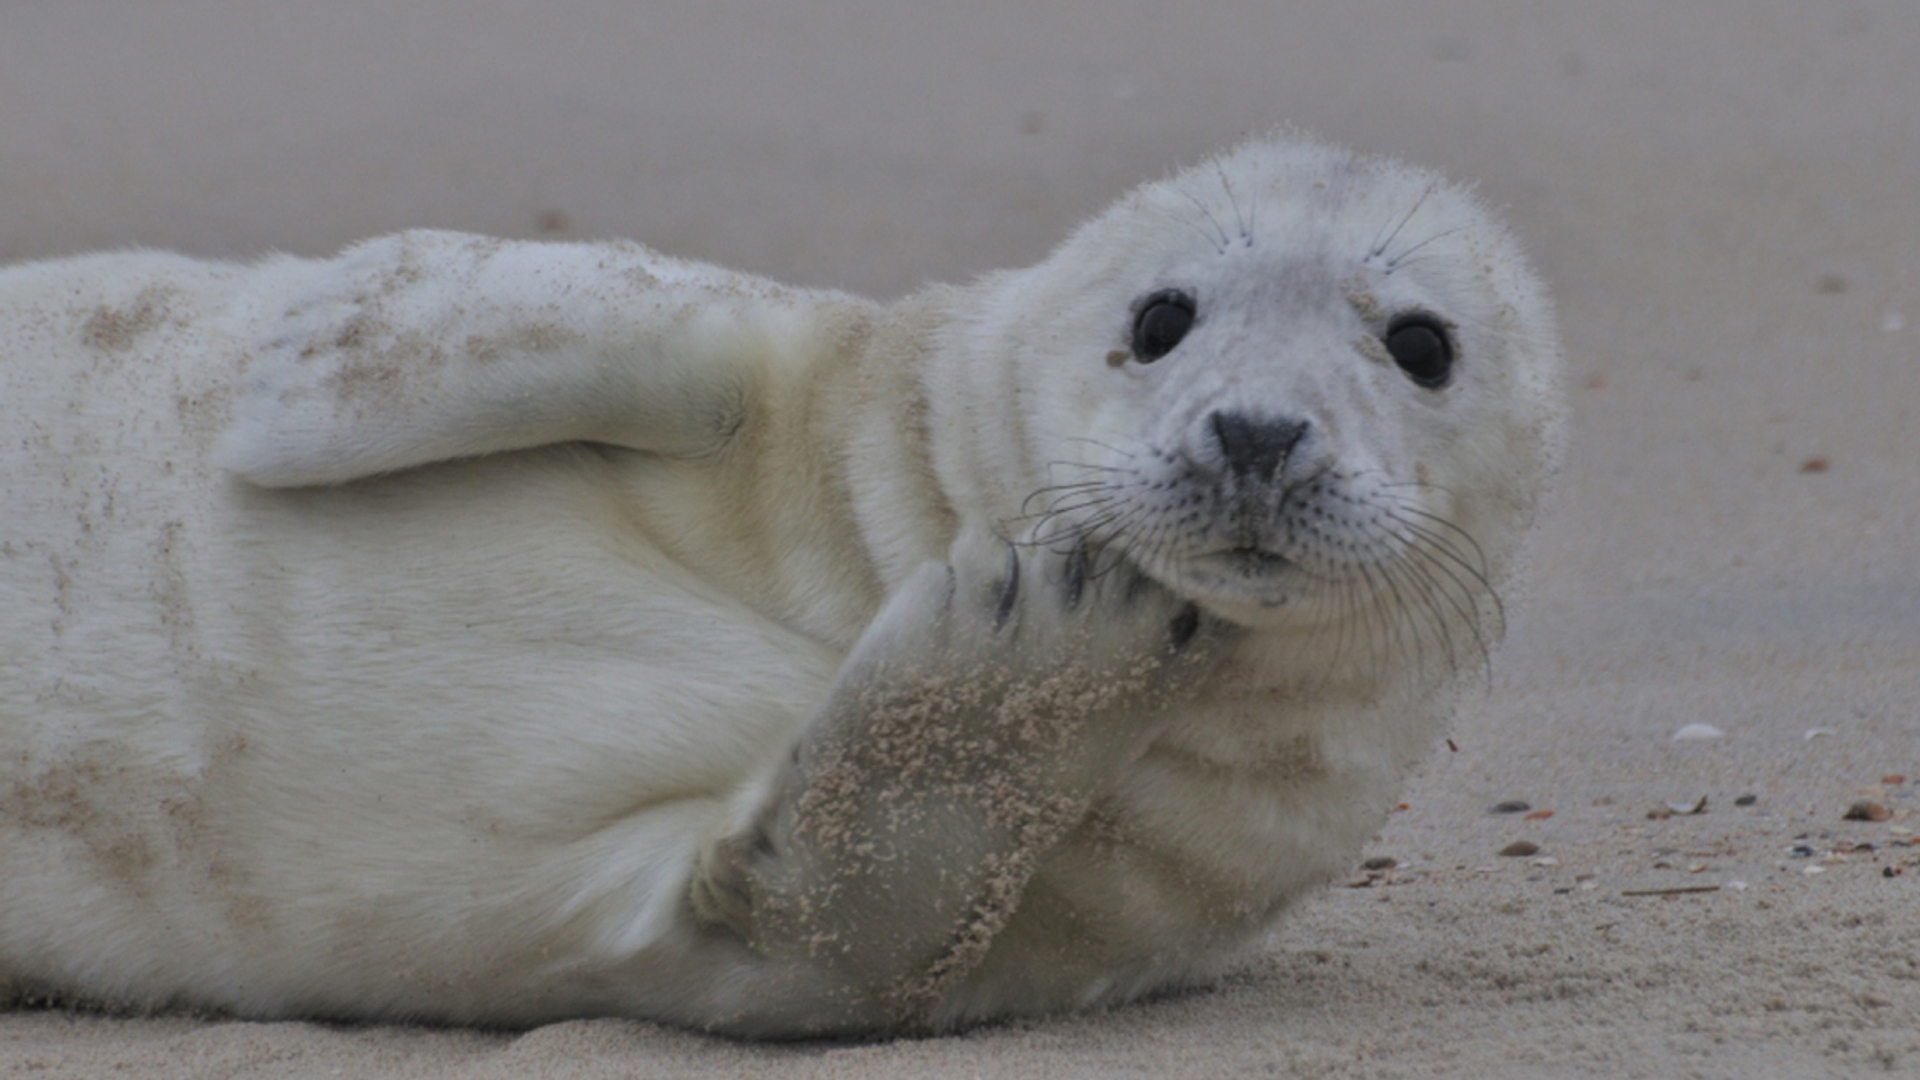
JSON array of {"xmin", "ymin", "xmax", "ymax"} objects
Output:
[
  {"xmin": 1130, "ymin": 290, "xmax": 1195, "ymax": 362},
  {"xmin": 1383, "ymin": 315, "xmax": 1452, "ymax": 388}
]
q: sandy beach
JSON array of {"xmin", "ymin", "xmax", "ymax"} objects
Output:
[{"xmin": 3, "ymin": 2, "xmax": 1917, "ymax": 1076}]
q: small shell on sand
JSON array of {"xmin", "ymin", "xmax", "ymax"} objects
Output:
[
  {"xmin": 1843, "ymin": 801, "xmax": 1892, "ymax": 822},
  {"xmin": 1671, "ymin": 724, "xmax": 1724, "ymax": 741}
]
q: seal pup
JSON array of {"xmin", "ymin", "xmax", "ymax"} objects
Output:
[{"xmin": 0, "ymin": 136, "xmax": 1563, "ymax": 1037}]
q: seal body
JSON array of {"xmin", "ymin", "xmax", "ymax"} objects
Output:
[{"xmin": 0, "ymin": 137, "xmax": 1562, "ymax": 1036}]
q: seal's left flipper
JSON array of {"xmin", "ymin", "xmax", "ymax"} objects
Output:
[
  {"xmin": 682, "ymin": 539, "xmax": 1232, "ymax": 1035},
  {"xmin": 216, "ymin": 230, "xmax": 878, "ymax": 487}
]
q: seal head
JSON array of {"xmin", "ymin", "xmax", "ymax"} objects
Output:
[{"xmin": 928, "ymin": 140, "xmax": 1561, "ymax": 667}]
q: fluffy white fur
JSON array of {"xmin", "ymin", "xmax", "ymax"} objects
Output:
[{"xmin": 0, "ymin": 137, "xmax": 1563, "ymax": 1037}]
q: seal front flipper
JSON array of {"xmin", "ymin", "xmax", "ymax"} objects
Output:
[
  {"xmin": 682, "ymin": 541, "xmax": 1231, "ymax": 1037},
  {"xmin": 215, "ymin": 229, "xmax": 880, "ymax": 487}
]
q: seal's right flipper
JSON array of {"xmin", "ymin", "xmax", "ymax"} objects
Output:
[{"xmin": 216, "ymin": 230, "xmax": 878, "ymax": 487}]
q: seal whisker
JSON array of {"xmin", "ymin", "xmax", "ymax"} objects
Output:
[
  {"xmin": 1372, "ymin": 558, "xmax": 1432, "ymax": 678},
  {"xmin": 1394, "ymin": 531, "xmax": 1492, "ymax": 632},
  {"xmin": 1106, "ymin": 510, "xmax": 1178, "ymax": 581},
  {"xmin": 1020, "ymin": 484, "xmax": 1133, "ymax": 540},
  {"xmin": 1384, "ymin": 511, "xmax": 1492, "ymax": 591},
  {"xmin": 1384, "ymin": 225, "xmax": 1470, "ymax": 273},
  {"xmin": 1385, "ymin": 554, "xmax": 1454, "ymax": 680},
  {"xmin": 1373, "ymin": 475, "xmax": 1466, "ymax": 500},
  {"xmin": 1013, "ymin": 482, "xmax": 1107, "ymax": 523},
  {"xmin": 1400, "ymin": 544, "xmax": 1496, "ymax": 684},
  {"xmin": 1175, "ymin": 188, "xmax": 1232, "ymax": 254},
  {"xmin": 1385, "ymin": 555, "xmax": 1465, "ymax": 681},
  {"xmin": 1028, "ymin": 493, "xmax": 1118, "ymax": 527},
  {"xmin": 1393, "ymin": 519, "xmax": 1499, "ymax": 623},
  {"xmin": 1044, "ymin": 462, "xmax": 1134, "ymax": 478},
  {"xmin": 1028, "ymin": 506, "xmax": 1127, "ymax": 551},
  {"xmin": 1371, "ymin": 489, "xmax": 1492, "ymax": 570},
  {"xmin": 1017, "ymin": 478, "xmax": 1103, "ymax": 511},
  {"xmin": 1372, "ymin": 558, "xmax": 1438, "ymax": 674},
  {"xmin": 1378, "ymin": 252, "xmax": 1450, "ymax": 276},
  {"xmin": 1357, "ymin": 576, "xmax": 1393, "ymax": 686},
  {"xmin": 1321, "ymin": 568, "xmax": 1363, "ymax": 682},
  {"xmin": 1383, "ymin": 512, "xmax": 1504, "ymax": 634},
  {"xmin": 1340, "ymin": 576, "xmax": 1381, "ymax": 684},
  {"xmin": 1369, "ymin": 183, "xmax": 1435, "ymax": 261},
  {"xmin": 1058, "ymin": 435, "xmax": 1136, "ymax": 454},
  {"xmin": 1343, "ymin": 559, "xmax": 1404, "ymax": 681},
  {"xmin": 1379, "ymin": 519, "xmax": 1503, "ymax": 654},
  {"xmin": 1214, "ymin": 159, "xmax": 1253, "ymax": 248}
]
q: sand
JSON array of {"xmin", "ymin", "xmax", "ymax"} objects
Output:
[{"xmin": 3, "ymin": 2, "xmax": 1918, "ymax": 1076}]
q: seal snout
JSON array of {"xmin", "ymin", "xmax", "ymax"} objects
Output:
[{"xmin": 1208, "ymin": 411, "xmax": 1309, "ymax": 482}]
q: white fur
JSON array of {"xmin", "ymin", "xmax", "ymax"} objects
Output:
[{"xmin": 0, "ymin": 137, "xmax": 1563, "ymax": 1036}]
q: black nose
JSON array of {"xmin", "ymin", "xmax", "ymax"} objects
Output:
[{"xmin": 1210, "ymin": 411, "xmax": 1309, "ymax": 481}]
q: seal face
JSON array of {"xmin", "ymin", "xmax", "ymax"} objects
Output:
[
  {"xmin": 949, "ymin": 142, "xmax": 1559, "ymax": 667},
  {"xmin": 0, "ymin": 136, "xmax": 1563, "ymax": 1037}
]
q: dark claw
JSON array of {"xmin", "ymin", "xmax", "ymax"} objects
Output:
[
  {"xmin": 994, "ymin": 541, "xmax": 1020, "ymax": 628},
  {"xmin": 1063, "ymin": 543, "xmax": 1087, "ymax": 610},
  {"xmin": 1169, "ymin": 604, "xmax": 1202, "ymax": 651}
]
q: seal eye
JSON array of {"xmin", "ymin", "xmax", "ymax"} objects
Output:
[
  {"xmin": 1383, "ymin": 316, "xmax": 1453, "ymax": 388},
  {"xmin": 1131, "ymin": 290, "xmax": 1195, "ymax": 363}
]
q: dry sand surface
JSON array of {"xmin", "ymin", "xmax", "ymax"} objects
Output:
[{"xmin": 3, "ymin": 2, "xmax": 1918, "ymax": 1077}]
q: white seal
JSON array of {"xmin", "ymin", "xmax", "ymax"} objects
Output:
[{"xmin": 0, "ymin": 136, "xmax": 1563, "ymax": 1036}]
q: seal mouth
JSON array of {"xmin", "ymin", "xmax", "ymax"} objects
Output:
[
  {"xmin": 1164, "ymin": 546, "xmax": 1308, "ymax": 622},
  {"xmin": 1197, "ymin": 546, "xmax": 1293, "ymax": 578}
]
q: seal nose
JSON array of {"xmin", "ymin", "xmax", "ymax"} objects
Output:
[{"xmin": 1210, "ymin": 411, "xmax": 1309, "ymax": 481}]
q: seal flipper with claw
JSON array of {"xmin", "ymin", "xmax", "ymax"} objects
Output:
[{"xmin": 687, "ymin": 535, "xmax": 1229, "ymax": 1035}]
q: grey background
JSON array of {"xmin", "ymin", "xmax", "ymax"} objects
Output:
[{"xmin": 3, "ymin": 3, "xmax": 1918, "ymax": 1076}]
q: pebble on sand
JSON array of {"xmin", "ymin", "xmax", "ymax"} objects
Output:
[
  {"xmin": 1498, "ymin": 841, "xmax": 1541, "ymax": 857},
  {"xmin": 1843, "ymin": 801, "xmax": 1893, "ymax": 822},
  {"xmin": 1672, "ymin": 723, "xmax": 1724, "ymax": 741},
  {"xmin": 1647, "ymin": 796, "xmax": 1706, "ymax": 820},
  {"xmin": 1490, "ymin": 800, "xmax": 1531, "ymax": 814}
]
